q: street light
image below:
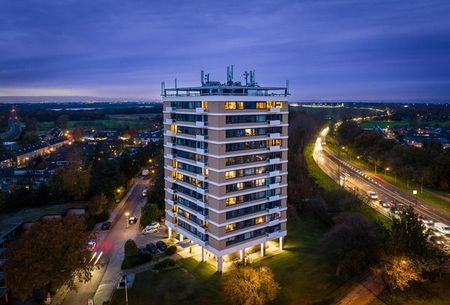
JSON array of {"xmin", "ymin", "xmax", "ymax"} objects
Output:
[
  {"xmin": 413, "ymin": 190, "xmax": 418, "ymax": 205},
  {"xmin": 125, "ymin": 212, "xmax": 130, "ymax": 228},
  {"xmin": 385, "ymin": 167, "xmax": 390, "ymax": 175}
]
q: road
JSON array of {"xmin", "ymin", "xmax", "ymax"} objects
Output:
[
  {"xmin": 59, "ymin": 178, "xmax": 149, "ymax": 305},
  {"xmin": 313, "ymin": 127, "xmax": 450, "ymax": 250}
]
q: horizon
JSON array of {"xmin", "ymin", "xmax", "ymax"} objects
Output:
[{"xmin": 1, "ymin": 0, "xmax": 450, "ymax": 101}]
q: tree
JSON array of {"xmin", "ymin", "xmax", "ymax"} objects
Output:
[
  {"xmin": 222, "ymin": 266, "xmax": 279, "ymax": 305},
  {"xmin": 72, "ymin": 124, "xmax": 84, "ymax": 142},
  {"xmin": 320, "ymin": 213, "xmax": 382, "ymax": 278},
  {"xmin": 20, "ymin": 131, "xmax": 40, "ymax": 145},
  {"xmin": 63, "ymin": 165, "xmax": 91, "ymax": 200},
  {"xmin": 140, "ymin": 203, "xmax": 161, "ymax": 228},
  {"xmin": 390, "ymin": 206, "xmax": 430, "ymax": 259},
  {"xmin": 89, "ymin": 193, "xmax": 109, "ymax": 216},
  {"xmin": 56, "ymin": 114, "xmax": 69, "ymax": 129},
  {"xmin": 380, "ymin": 255, "xmax": 422, "ymax": 303},
  {"xmin": 5, "ymin": 215, "xmax": 95, "ymax": 300},
  {"xmin": 124, "ymin": 239, "xmax": 138, "ymax": 257}
]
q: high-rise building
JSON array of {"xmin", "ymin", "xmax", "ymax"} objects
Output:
[{"xmin": 163, "ymin": 67, "xmax": 288, "ymax": 271}]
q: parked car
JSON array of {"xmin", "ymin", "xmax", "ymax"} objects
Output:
[
  {"xmin": 156, "ymin": 240, "xmax": 167, "ymax": 252},
  {"xmin": 434, "ymin": 222, "xmax": 450, "ymax": 235},
  {"xmin": 128, "ymin": 216, "xmax": 138, "ymax": 225},
  {"xmin": 367, "ymin": 191, "xmax": 378, "ymax": 200},
  {"xmin": 142, "ymin": 222, "xmax": 160, "ymax": 234},
  {"xmin": 145, "ymin": 243, "xmax": 158, "ymax": 254},
  {"xmin": 142, "ymin": 189, "xmax": 148, "ymax": 197},
  {"xmin": 378, "ymin": 200, "xmax": 390, "ymax": 208},
  {"xmin": 418, "ymin": 215, "xmax": 433, "ymax": 226},
  {"xmin": 101, "ymin": 221, "xmax": 112, "ymax": 230}
]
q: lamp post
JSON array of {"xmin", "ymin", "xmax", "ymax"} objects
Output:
[
  {"xmin": 385, "ymin": 167, "xmax": 390, "ymax": 175},
  {"xmin": 413, "ymin": 190, "xmax": 418, "ymax": 205},
  {"xmin": 125, "ymin": 212, "xmax": 130, "ymax": 229}
]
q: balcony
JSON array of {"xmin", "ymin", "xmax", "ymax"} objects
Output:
[
  {"xmin": 165, "ymin": 176, "xmax": 175, "ymax": 184},
  {"xmin": 269, "ymin": 133, "xmax": 281, "ymax": 139},
  {"xmin": 165, "ymin": 106, "xmax": 174, "ymax": 112},
  {"xmin": 195, "ymin": 135, "xmax": 205, "ymax": 141},
  {"xmin": 269, "ymin": 145, "xmax": 281, "ymax": 152},
  {"xmin": 195, "ymin": 174, "xmax": 206, "ymax": 181},
  {"xmin": 165, "ymin": 118, "xmax": 175, "ymax": 124},
  {"xmin": 268, "ymin": 157, "xmax": 281, "ymax": 164},
  {"xmin": 268, "ymin": 218, "xmax": 281, "ymax": 226},
  {"xmin": 166, "ymin": 210, "xmax": 176, "ymax": 218},
  {"xmin": 165, "ymin": 198, "xmax": 175, "ymax": 205},
  {"xmin": 268, "ymin": 195, "xmax": 280, "ymax": 201},
  {"xmin": 267, "ymin": 206, "xmax": 281, "ymax": 214},
  {"xmin": 266, "ymin": 231, "xmax": 282, "ymax": 239},
  {"xmin": 195, "ymin": 160, "xmax": 206, "ymax": 167},
  {"xmin": 196, "ymin": 199, "xmax": 207, "ymax": 208},
  {"xmin": 195, "ymin": 107, "xmax": 206, "ymax": 113},
  {"xmin": 166, "ymin": 188, "xmax": 175, "ymax": 195},
  {"xmin": 268, "ymin": 170, "xmax": 280, "ymax": 177},
  {"xmin": 166, "ymin": 130, "xmax": 175, "ymax": 137},
  {"xmin": 196, "ymin": 148, "xmax": 206, "ymax": 154},
  {"xmin": 197, "ymin": 213, "xmax": 208, "ymax": 221},
  {"xmin": 269, "ymin": 120, "xmax": 281, "ymax": 125},
  {"xmin": 196, "ymin": 187, "xmax": 206, "ymax": 195},
  {"xmin": 195, "ymin": 121, "xmax": 205, "ymax": 127},
  {"xmin": 269, "ymin": 182, "xmax": 281, "ymax": 189},
  {"xmin": 166, "ymin": 142, "xmax": 174, "ymax": 148},
  {"xmin": 269, "ymin": 107, "xmax": 281, "ymax": 113}
]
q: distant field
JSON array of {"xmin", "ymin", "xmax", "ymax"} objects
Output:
[
  {"xmin": 38, "ymin": 118, "xmax": 152, "ymax": 133},
  {"xmin": 360, "ymin": 120, "xmax": 447, "ymax": 129}
]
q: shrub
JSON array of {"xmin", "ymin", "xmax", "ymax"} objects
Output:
[
  {"xmin": 124, "ymin": 239, "xmax": 138, "ymax": 257},
  {"xmin": 153, "ymin": 259, "xmax": 176, "ymax": 270},
  {"xmin": 165, "ymin": 245, "xmax": 177, "ymax": 256}
]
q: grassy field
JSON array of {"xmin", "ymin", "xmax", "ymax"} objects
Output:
[
  {"xmin": 370, "ymin": 274, "xmax": 450, "ymax": 305},
  {"xmin": 111, "ymin": 215, "xmax": 356, "ymax": 305},
  {"xmin": 38, "ymin": 119, "xmax": 151, "ymax": 134},
  {"xmin": 360, "ymin": 120, "xmax": 447, "ymax": 129}
]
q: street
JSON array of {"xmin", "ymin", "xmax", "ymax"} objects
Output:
[
  {"xmin": 59, "ymin": 178, "xmax": 149, "ymax": 305},
  {"xmin": 313, "ymin": 127, "xmax": 450, "ymax": 250}
]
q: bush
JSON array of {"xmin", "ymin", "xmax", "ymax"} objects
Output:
[
  {"xmin": 153, "ymin": 259, "xmax": 176, "ymax": 270},
  {"xmin": 121, "ymin": 253, "xmax": 152, "ymax": 269},
  {"xmin": 165, "ymin": 245, "xmax": 177, "ymax": 256},
  {"xmin": 124, "ymin": 239, "xmax": 138, "ymax": 257}
]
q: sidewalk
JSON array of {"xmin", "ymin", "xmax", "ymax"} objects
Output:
[{"xmin": 335, "ymin": 271, "xmax": 385, "ymax": 305}]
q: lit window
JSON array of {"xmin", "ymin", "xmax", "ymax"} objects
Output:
[
  {"xmin": 236, "ymin": 102, "xmax": 244, "ymax": 110},
  {"xmin": 202, "ymin": 101, "xmax": 208, "ymax": 109},
  {"xmin": 255, "ymin": 179, "xmax": 265, "ymax": 186},
  {"xmin": 170, "ymin": 124, "xmax": 177, "ymax": 133},
  {"xmin": 226, "ymin": 197, "xmax": 236, "ymax": 206},
  {"xmin": 225, "ymin": 102, "xmax": 236, "ymax": 110},
  {"xmin": 236, "ymin": 182, "xmax": 244, "ymax": 190},
  {"xmin": 256, "ymin": 102, "xmax": 267, "ymax": 109},
  {"xmin": 267, "ymin": 101, "xmax": 283, "ymax": 108},
  {"xmin": 225, "ymin": 224, "xmax": 236, "ymax": 232},
  {"xmin": 225, "ymin": 171, "xmax": 236, "ymax": 179},
  {"xmin": 256, "ymin": 217, "xmax": 265, "ymax": 224},
  {"xmin": 244, "ymin": 128, "xmax": 254, "ymax": 136}
]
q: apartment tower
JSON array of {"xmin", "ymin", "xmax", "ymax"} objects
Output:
[{"xmin": 163, "ymin": 67, "xmax": 288, "ymax": 271}]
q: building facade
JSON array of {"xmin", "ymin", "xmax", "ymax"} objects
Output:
[{"xmin": 163, "ymin": 69, "xmax": 288, "ymax": 271}]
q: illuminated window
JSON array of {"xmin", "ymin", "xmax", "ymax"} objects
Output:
[
  {"xmin": 256, "ymin": 102, "xmax": 267, "ymax": 109},
  {"xmin": 244, "ymin": 128, "xmax": 255, "ymax": 136},
  {"xmin": 267, "ymin": 101, "xmax": 283, "ymax": 108},
  {"xmin": 203, "ymin": 168, "xmax": 209, "ymax": 176},
  {"xmin": 268, "ymin": 139, "xmax": 282, "ymax": 146},
  {"xmin": 170, "ymin": 124, "xmax": 177, "ymax": 133},
  {"xmin": 202, "ymin": 101, "xmax": 208, "ymax": 109},
  {"xmin": 225, "ymin": 223, "xmax": 236, "ymax": 232},
  {"xmin": 256, "ymin": 216, "xmax": 265, "ymax": 224},
  {"xmin": 255, "ymin": 178, "xmax": 265, "ymax": 186},
  {"xmin": 236, "ymin": 182, "xmax": 244, "ymax": 190},
  {"xmin": 226, "ymin": 197, "xmax": 237, "ymax": 206},
  {"xmin": 172, "ymin": 160, "xmax": 178, "ymax": 168},
  {"xmin": 236, "ymin": 102, "xmax": 244, "ymax": 110},
  {"xmin": 256, "ymin": 167, "xmax": 265, "ymax": 174},
  {"xmin": 225, "ymin": 102, "xmax": 236, "ymax": 110},
  {"xmin": 225, "ymin": 171, "xmax": 236, "ymax": 179}
]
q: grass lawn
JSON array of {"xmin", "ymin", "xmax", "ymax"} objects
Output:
[
  {"xmin": 111, "ymin": 215, "xmax": 356, "ymax": 305},
  {"xmin": 370, "ymin": 274, "xmax": 450, "ymax": 305}
]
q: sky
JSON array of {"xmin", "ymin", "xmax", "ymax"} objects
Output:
[{"xmin": 0, "ymin": 0, "xmax": 450, "ymax": 101}]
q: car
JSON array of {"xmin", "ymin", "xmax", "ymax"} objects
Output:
[
  {"xmin": 418, "ymin": 215, "xmax": 433, "ymax": 226},
  {"xmin": 367, "ymin": 191, "xmax": 378, "ymax": 200},
  {"xmin": 434, "ymin": 222, "xmax": 450, "ymax": 235},
  {"xmin": 142, "ymin": 189, "xmax": 148, "ymax": 197},
  {"xmin": 87, "ymin": 240, "xmax": 97, "ymax": 252},
  {"xmin": 145, "ymin": 243, "xmax": 158, "ymax": 254},
  {"xmin": 378, "ymin": 200, "xmax": 390, "ymax": 208},
  {"xmin": 156, "ymin": 240, "xmax": 167, "ymax": 252},
  {"xmin": 101, "ymin": 221, "xmax": 112, "ymax": 230},
  {"xmin": 429, "ymin": 235, "xmax": 446, "ymax": 245},
  {"xmin": 142, "ymin": 222, "xmax": 160, "ymax": 234},
  {"xmin": 138, "ymin": 246, "xmax": 149, "ymax": 255},
  {"xmin": 128, "ymin": 216, "xmax": 138, "ymax": 225}
]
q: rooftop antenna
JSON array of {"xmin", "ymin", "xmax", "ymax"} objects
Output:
[
  {"xmin": 201, "ymin": 70, "xmax": 205, "ymax": 85},
  {"xmin": 227, "ymin": 66, "xmax": 230, "ymax": 83},
  {"xmin": 160, "ymin": 81, "xmax": 165, "ymax": 96},
  {"xmin": 205, "ymin": 73, "xmax": 210, "ymax": 84},
  {"xmin": 252, "ymin": 70, "xmax": 256, "ymax": 85},
  {"xmin": 243, "ymin": 71, "xmax": 249, "ymax": 86},
  {"xmin": 286, "ymin": 80, "xmax": 290, "ymax": 95},
  {"xmin": 231, "ymin": 64, "xmax": 234, "ymax": 82},
  {"xmin": 175, "ymin": 78, "xmax": 178, "ymax": 89}
]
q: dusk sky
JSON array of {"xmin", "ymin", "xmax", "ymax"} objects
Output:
[{"xmin": 1, "ymin": 0, "xmax": 450, "ymax": 101}]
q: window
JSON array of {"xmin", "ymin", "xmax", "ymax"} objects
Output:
[
  {"xmin": 225, "ymin": 224, "xmax": 236, "ymax": 232},
  {"xmin": 267, "ymin": 101, "xmax": 283, "ymax": 108},
  {"xmin": 244, "ymin": 128, "xmax": 254, "ymax": 136},
  {"xmin": 170, "ymin": 124, "xmax": 177, "ymax": 133},
  {"xmin": 255, "ymin": 178, "xmax": 265, "ymax": 186},
  {"xmin": 225, "ymin": 171, "xmax": 236, "ymax": 179},
  {"xmin": 202, "ymin": 101, "xmax": 208, "ymax": 109},
  {"xmin": 268, "ymin": 139, "xmax": 282, "ymax": 147},
  {"xmin": 256, "ymin": 102, "xmax": 266, "ymax": 109},
  {"xmin": 225, "ymin": 102, "xmax": 236, "ymax": 110},
  {"xmin": 226, "ymin": 197, "xmax": 237, "ymax": 206},
  {"xmin": 256, "ymin": 216, "xmax": 265, "ymax": 224}
]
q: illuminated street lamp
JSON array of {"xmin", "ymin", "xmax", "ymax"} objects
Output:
[
  {"xmin": 413, "ymin": 190, "xmax": 418, "ymax": 205},
  {"xmin": 385, "ymin": 167, "xmax": 390, "ymax": 175},
  {"xmin": 148, "ymin": 159, "xmax": 153, "ymax": 164}
]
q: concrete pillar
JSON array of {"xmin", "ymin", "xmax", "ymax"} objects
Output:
[
  {"xmin": 217, "ymin": 256, "xmax": 223, "ymax": 272},
  {"xmin": 180, "ymin": 234, "xmax": 183, "ymax": 242},
  {"xmin": 239, "ymin": 249, "xmax": 245, "ymax": 262},
  {"xmin": 279, "ymin": 236, "xmax": 284, "ymax": 250},
  {"xmin": 260, "ymin": 242, "xmax": 266, "ymax": 256},
  {"xmin": 168, "ymin": 227, "xmax": 172, "ymax": 239},
  {"xmin": 201, "ymin": 247, "xmax": 205, "ymax": 262}
]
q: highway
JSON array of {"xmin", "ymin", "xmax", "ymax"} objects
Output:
[
  {"xmin": 59, "ymin": 177, "xmax": 150, "ymax": 305},
  {"xmin": 313, "ymin": 127, "xmax": 450, "ymax": 251}
]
